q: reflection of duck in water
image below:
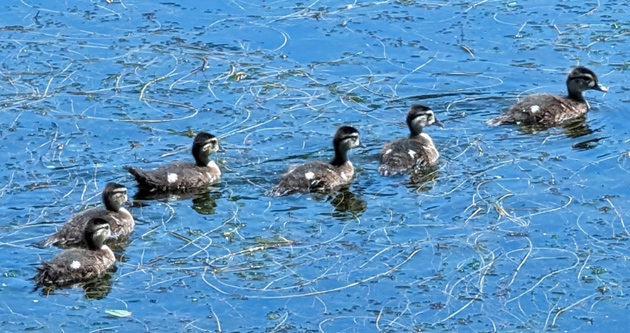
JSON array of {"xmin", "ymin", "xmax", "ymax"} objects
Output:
[
  {"xmin": 329, "ymin": 189, "xmax": 367, "ymax": 218},
  {"xmin": 409, "ymin": 164, "xmax": 440, "ymax": 191},
  {"xmin": 191, "ymin": 191, "xmax": 222, "ymax": 215},
  {"xmin": 131, "ymin": 188, "xmax": 222, "ymax": 216},
  {"xmin": 37, "ymin": 183, "xmax": 133, "ymax": 248},
  {"xmin": 125, "ymin": 132, "xmax": 221, "ymax": 192},
  {"xmin": 268, "ymin": 126, "xmax": 361, "ymax": 196},
  {"xmin": 81, "ymin": 271, "xmax": 115, "ymax": 300},
  {"xmin": 488, "ymin": 67, "xmax": 607, "ymax": 128},
  {"xmin": 379, "ymin": 105, "xmax": 443, "ymax": 176},
  {"xmin": 35, "ymin": 218, "xmax": 115, "ymax": 288}
]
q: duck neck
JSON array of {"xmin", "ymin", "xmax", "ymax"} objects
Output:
[
  {"xmin": 409, "ymin": 126, "xmax": 423, "ymax": 138},
  {"xmin": 330, "ymin": 146, "xmax": 348, "ymax": 167},
  {"xmin": 104, "ymin": 197, "xmax": 121, "ymax": 212},
  {"xmin": 567, "ymin": 79, "xmax": 586, "ymax": 102},
  {"xmin": 194, "ymin": 153, "xmax": 210, "ymax": 167},
  {"xmin": 568, "ymin": 89, "xmax": 585, "ymax": 102},
  {"xmin": 85, "ymin": 233, "xmax": 100, "ymax": 250}
]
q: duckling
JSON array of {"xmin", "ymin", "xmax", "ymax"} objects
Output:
[
  {"xmin": 124, "ymin": 132, "xmax": 221, "ymax": 192},
  {"xmin": 488, "ymin": 66, "xmax": 608, "ymax": 127},
  {"xmin": 35, "ymin": 217, "xmax": 116, "ymax": 287},
  {"xmin": 268, "ymin": 126, "xmax": 360, "ymax": 196},
  {"xmin": 37, "ymin": 183, "xmax": 133, "ymax": 248},
  {"xmin": 379, "ymin": 105, "xmax": 443, "ymax": 176}
]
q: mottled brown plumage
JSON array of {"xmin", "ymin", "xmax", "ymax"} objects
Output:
[
  {"xmin": 269, "ymin": 126, "xmax": 360, "ymax": 196},
  {"xmin": 36, "ymin": 218, "xmax": 115, "ymax": 287},
  {"xmin": 379, "ymin": 105, "xmax": 443, "ymax": 176},
  {"xmin": 488, "ymin": 66, "xmax": 608, "ymax": 127},
  {"xmin": 124, "ymin": 132, "xmax": 221, "ymax": 192},
  {"xmin": 37, "ymin": 183, "xmax": 133, "ymax": 248}
]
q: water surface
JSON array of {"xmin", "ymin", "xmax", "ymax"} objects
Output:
[{"xmin": 1, "ymin": 0, "xmax": 630, "ymax": 331}]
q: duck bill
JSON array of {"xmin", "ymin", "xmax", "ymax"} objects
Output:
[
  {"xmin": 594, "ymin": 84, "xmax": 608, "ymax": 93},
  {"xmin": 434, "ymin": 119, "xmax": 445, "ymax": 128}
]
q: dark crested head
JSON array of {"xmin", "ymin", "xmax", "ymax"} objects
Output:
[
  {"xmin": 84, "ymin": 217, "xmax": 111, "ymax": 250},
  {"xmin": 333, "ymin": 126, "xmax": 360, "ymax": 151},
  {"xmin": 102, "ymin": 183, "xmax": 127, "ymax": 212},
  {"xmin": 567, "ymin": 66, "xmax": 608, "ymax": 95},
  {"xmin": 330, "ymin": 126, "xmax": 360, "ymax": 166},
  {"xmin": 407, "ymin": 104, "xmax": 443, "ymax": 136},
  {"xmin": 192, "ymin": 132, "xmax": 219, "ymax": 166}
]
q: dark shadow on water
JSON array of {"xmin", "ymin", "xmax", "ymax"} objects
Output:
[
  {"xmin": 131, "ymin": 188, "xmax": 222, "ymax": 215},
  {"xmin": 327, "ymin": 189, "xmax": 367, "ymax": 220},
  {"xmin": 515, "ymin": 117, "xmax": 595, "ymax": 136},
  {"xmin": 510, "ymin": 117, "xmax": 606, "ymax": 150},
  {"xmin": 571, "ymin": 137, "xmax": 608, "ymax": 150},
  {"xmin": 563, "ymin": 118, "xmax": 608, "ymax": 151},
  {"xmin": 279, "ymin": 187, "xmax": 368, "ymax": 220},
  {"xmin": 34, "ymin": 267, "xmax": 117, "ymax": 300},
  {"xmin": 408, "ymin": 166, "xmax": 440, "ymax": 192},
  {"xmin": 82, "ymin": 271, "xmax": 115, "ymax": 300},
  {"xmin": 562, "ymin": 117, "xmax": 592, "ymax": 138},
  {"xmin": 191, "ymin": 192, "xmax": 222, "ymax": 215}
]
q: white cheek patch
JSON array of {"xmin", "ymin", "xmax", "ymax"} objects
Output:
[
  {"xmin": 70, "ymin": 261, "xmax": 81, "ymax": 269},
  {"xmin": 408, "ymin": 150, "xmax": 417, "ymax": 158},
  {"xmin": 304, "ymin": 172, "xmax": 315, "ymax": 180},
  {"xmin": 529, "ymin": 105, "xmax": 540, "ymax": 113},
  {"xmin": 167, "ymin": 173, "xmax": 178, "ymax": 183}
]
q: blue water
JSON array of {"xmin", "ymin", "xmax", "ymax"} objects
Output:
[{"xmin": 1, "ymin": 0, "xmax": 630, "ymax": 331}]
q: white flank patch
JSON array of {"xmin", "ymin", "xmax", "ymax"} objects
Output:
[
  {"xmin": 408, "ymin": 150, "xmax": 417, "ymax": 158},
  {"xmin": 529, "ymin": 105, "xmax": 540, "ymax": 113},
  {"xmin": 384, "ymin": 149, "xmax": 392, "ymax": 155},
  {"xmin": 70, "ymin": 260, "xmax": 81, "ymax": 269},
  {"xmin": 167, "ymin": 173, "xmax": 178, "ymax": 183},
  {"xmin": 304, "ymin": 172, "xmax": 315, "ymax": 180},
  {"xmin": 340, "ymin": 172, "xmax": 348, "ymax": 180}
]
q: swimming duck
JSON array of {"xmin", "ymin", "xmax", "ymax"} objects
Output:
[
  {"xmin": 124, "ymin": 132, "xmax": 221, "ymax": 192},
  {"xmin": 37, "ymin": 182, "xmax": 133, "ymax": 248},
  {"xmin": 379, "ymin": 105, "xmax": 443, "ymax": 176},
  {"xmin": 268, "ymin": 126, "xmax": 360, "ymax": 196},
  {"xmin": 488, "ymin": 66, "xmax": 608, "ymax": 127},
  {"xmin": 35, "ymin": 217, "xmax": 116, "ymax": 287}
]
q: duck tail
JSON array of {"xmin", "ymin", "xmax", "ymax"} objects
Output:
[
  {"xmin": 34, "ymin": 237, "xmax": 55, "ymax": 248},
  {"xmin": 486, "ymin": 115, "xmax": 511, "ymax": 127},
  {"xmin": 123, "ymin": 166, "xmax": 155, "ymax": 188},
  {"xmin": 35, "ymin": 263, "xmax": 56, "ymax": 286},
  {"xmin": 266, "ymin": 184, "xmax": 289, "ymax": 197}
]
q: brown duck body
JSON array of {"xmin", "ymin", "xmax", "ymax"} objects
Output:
[
  {"xmin": 270, "ymin": 160, "xmax": 354, "ymax": 196},
  {"xmin": 379, "ymin": 133, "xmax": 439, "ymax": 176},
  {"xmin": 379, "ymin": 105, "xmax": 443, "ymax": 176},
  {"xmin": 36, "ymin": 246, "xmax": 115, "ymax": 286},
  {"xmin": 125, "ymin": 132, "xmax": 221, "ymax": 193},
  {"xmin": 269, "ymin": 126, "xmax": 361, "ymax": 197},
  {"xmin": 37, "ymin": 183, "xmax": 133, "ymax": 249},
  {"xmin": 125, "ymin": 161, "xmax": 220, "ymax": 192},
  {"xmin": 36, "ymin": 218, "xmax": 116, "ymax": 287},
  {"xmin": 488, "ymin": 94, "xmax": 589, "ymax": 127},
  {"xmin": 39, "ymin": 208, "xmax": 133, "ymax": 248},
  {"xmin": 488, "ymin": 66, "xmax": 607, "ymax": 128}
]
